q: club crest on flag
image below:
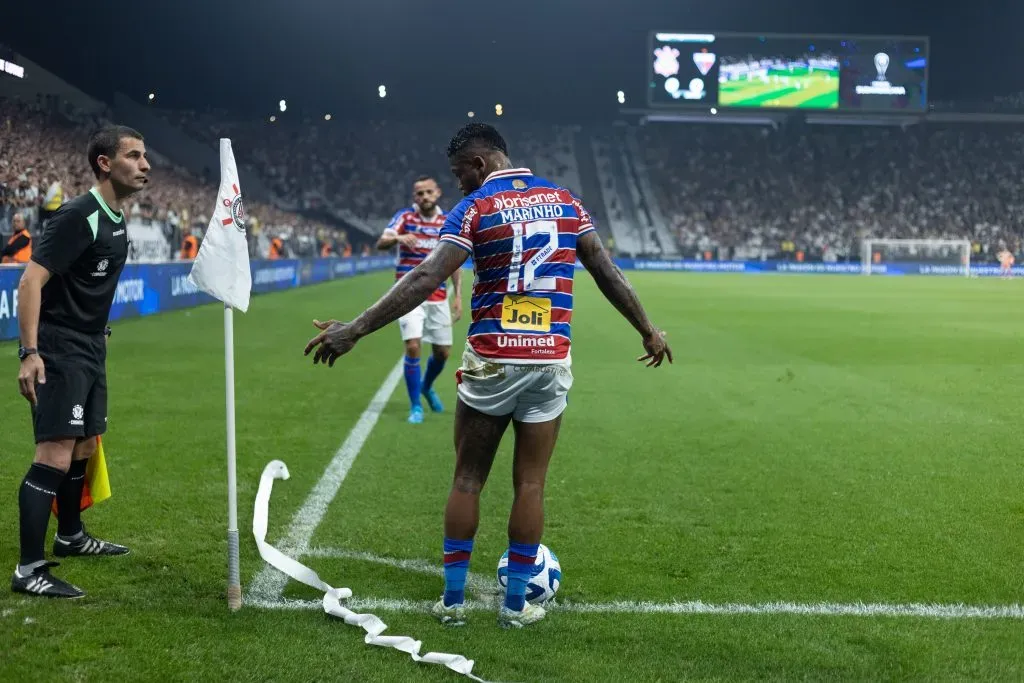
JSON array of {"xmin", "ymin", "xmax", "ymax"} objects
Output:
[{"xmin": 222, "ymin": 185, "xmax": 247, "ymax": 233}]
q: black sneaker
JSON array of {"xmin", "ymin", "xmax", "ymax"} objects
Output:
[
  {"xmin": 53, "ymin": 525, "xmax": 130, "ymax": 557},
  {"xmin": 12, "ymin": 562, "xmax": 85, "ymax": 599}
]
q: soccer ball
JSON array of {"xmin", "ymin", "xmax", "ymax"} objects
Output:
[{"xmin": 496, "ymin": 543, "xmax": 562, "ymax": 604}]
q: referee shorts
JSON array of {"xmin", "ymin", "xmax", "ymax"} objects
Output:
[
  {"xmin": 455, "ymin": 345, "xmax": 573, "ymax": 423},
  {"xmin": 32, "ymin": 323, "xmax": 108, "ymax": 443}
]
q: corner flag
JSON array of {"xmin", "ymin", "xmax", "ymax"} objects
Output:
[
  {"xmin": 188, "ymin": 139, "xmax": 252, "ymax": 312},
  {"xmin": 188, "ymin": 138, "xmax": 252, "ymax": 611}
]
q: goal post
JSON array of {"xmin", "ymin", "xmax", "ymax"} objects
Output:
[{"xmin": 861, "ymin": 238, "xmax": 972, "ymax": 277}]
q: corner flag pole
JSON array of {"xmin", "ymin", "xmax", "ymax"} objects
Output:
[
  {"xmin": 185, "ymin": 138, "xmax": 253, "ymax": 612},
  {"xmin": 224, "ymin": 303, "xmax": 242, "ymax": 610}
]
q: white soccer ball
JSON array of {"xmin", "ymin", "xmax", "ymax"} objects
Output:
[{"xmin": 496, "ymin": 543, "xmax": 562, "ymax": 604}]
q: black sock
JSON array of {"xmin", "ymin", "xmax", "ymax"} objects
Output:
[
  {"xmin": 56, "ymin": 459, "xmax": 88, "ymax": 537},
  {"xmin": 19, "ymin": 463, "xmax": 66, "ymax": 566}
]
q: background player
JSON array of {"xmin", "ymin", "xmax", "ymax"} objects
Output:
[
  {"xmin": 376, "ymin": 176, "xmax": 462, "ymax": 424},
  {"xmin": 305, "ymin": 123, "xmax": 671, "ymax": 628}
]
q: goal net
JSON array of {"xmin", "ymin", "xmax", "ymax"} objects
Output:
[{"xmin": 861, "ymin": 239, "xmax": 972, "ymax": 277}]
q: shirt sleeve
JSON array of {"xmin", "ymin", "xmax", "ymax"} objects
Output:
[
  {"xmin": 31, "ymin": 205, "xmax": 93, "ymax": 275},
  {"xmin": 383, "ymin": 209, "xmax": 405, "ymax": 236},
  {"xmin": 0, "ymin": 233, "xmax": 29, "ymax": 257},
  {"xmin": 570, "ymin": 193, "xmax": 596, "ymax": 237},
  {"xmin": 438, "ymin": 198, "xmax": 478, "ymax": 253}
]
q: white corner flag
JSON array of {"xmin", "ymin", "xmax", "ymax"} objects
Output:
[
  {"xmin": 189, "ymin": 139, "xmax": 252, "ymax": 312},
  {"xmin": 188, "ymin": 138, "xmax": 252, "ymax": 612}
]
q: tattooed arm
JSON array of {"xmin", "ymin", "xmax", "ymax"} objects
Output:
[
  {"xmin": 576, "ymin": 231, "xmax": 673, "ymax": 367},
  {"xmin": 305, "ymin": 243, "xmax": 469, "ymax": 365}
]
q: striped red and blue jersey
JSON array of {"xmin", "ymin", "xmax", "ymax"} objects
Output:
[
  {"xmin": 383, "ymin": 207, "xmax": 447, "ymax": 303},
  {"xmin": 439, "ymin": 168, "xmax": 596, "ymax": 364}
]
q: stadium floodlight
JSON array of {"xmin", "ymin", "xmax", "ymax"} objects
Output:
[
  {"xmin": 495, "ymin": 103, "xmax": 503, "ymax": 116},
  {"xmin": 269, "ymin": 115, "xmax": 276, "ymax": 123},
  {"xmin": 324, "ymin": 114, "xmax": 332, "ymax": 121},
  {"xmin": 616, "ymin": 90, "xmax": 625, "ymax": 104},
  {"xmin": 279, "ymin": 99, "xmax": 287, "ymax": 112},
  {"xmin": 148, "ymin": 92, "xmax": 155, "ymax": 101},
  {"xmin": 861, "ymin": 238, "xmax": 972, "ymax": 277},
  {"xmin": 467, "ymin": 111, "xmax": 475, "ymax": 118},
  {"xmin": 378, "ymin": 85, "xmax": 387, "ymax": 98}
]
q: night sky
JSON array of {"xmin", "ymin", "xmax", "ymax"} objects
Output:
[{"xmin": 3, "ymin": 0, "xmax": 1020, "ymax": 120}]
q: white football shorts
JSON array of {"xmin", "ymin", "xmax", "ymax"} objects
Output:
[
  {"xmin": 398, "ymin": 300, "xmax": 452, "ymax": 345},
  {"xmin": 455, "ymin": 345, "xmax": 573, "ymax": 423}
]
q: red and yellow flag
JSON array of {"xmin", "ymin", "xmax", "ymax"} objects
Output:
[{"xmin": 51, "ymin": 436, "xmax": 112, "ymax": 515}]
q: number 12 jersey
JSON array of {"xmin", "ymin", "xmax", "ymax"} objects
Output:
[{"xmin": 439, "ymin": 168, "xmax": 595, "ymax": 364}]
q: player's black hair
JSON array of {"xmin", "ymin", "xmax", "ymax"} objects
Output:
[
  {"xmin": 87, "ymin": 125, "xmax": 144, "ymax": 178},
  {"xmin": 414, "ymin": 174, "xmax": 436, "ymax": 184},
  {"xmin": 446, "ymin": 123, "xmax": 508, "ymax": 159}
]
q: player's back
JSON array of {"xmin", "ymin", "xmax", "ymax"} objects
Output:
[{"xmin": 439, "ymin": 168, "xmax": 595, "ymax": 364}]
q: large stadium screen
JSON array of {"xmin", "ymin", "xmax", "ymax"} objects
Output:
[{"xmin": 648, "ymin": 32, "xmax": 928, "ymax": 112}]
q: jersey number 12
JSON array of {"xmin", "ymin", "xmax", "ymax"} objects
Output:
[{"xmin": 506, "ymin": 220, "xmax": 557, "ymax": 292}]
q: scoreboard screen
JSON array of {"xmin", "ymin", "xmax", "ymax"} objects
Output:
[{"xmin": 648, "ymin": 32, "xmax": 928, "ymax": 112}]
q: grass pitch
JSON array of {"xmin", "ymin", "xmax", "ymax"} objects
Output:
[
  {"xmin": 1, "ymin": 271, "xmax": 1022, "ymax": 682},
  {"xmin": 720, "ymin": 66, "xmax": 839, "ymax": 109}
]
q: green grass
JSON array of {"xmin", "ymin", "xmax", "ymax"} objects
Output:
[
  {"xmin": 720, "ymin": 67, "xmax": 839, "ymax": 108},
  {"xmin": 1, "ymin": 272, "xmax": 1022, "ymax": 682}
]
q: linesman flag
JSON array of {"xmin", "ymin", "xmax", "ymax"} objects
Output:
[
  {"xmin": 51, "ymin": 436, "xmax": 111, "ymax": 515},
  {"xmin": 188, "ymin": 138, "xmax": 252, "ymax": 312},
  {"xmin": 187, "ymin": 138, "xmax": 252, "ymax": 611}
]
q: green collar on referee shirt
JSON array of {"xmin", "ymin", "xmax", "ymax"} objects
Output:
[{"xmin": 89, "ymin": 187, "xmax": 124, "ymax": 224}]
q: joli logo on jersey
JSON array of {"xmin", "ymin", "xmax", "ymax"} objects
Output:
[{"xmin": 501, "ymin": 295, "xmax": 551, "ymax": 332}]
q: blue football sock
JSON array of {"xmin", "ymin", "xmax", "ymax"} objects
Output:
[
  {"xmin": 422, "ymin": 354, "xmax": 446, "ymax": 392},
  {"xmin": 403, "ymin": 356, "xmax": 421, "ymax": 408},
  {"xmin": 443, "ymin": 537, "xmax": 474, "ymax": 606},
  {"xmin": 504, "ymin": 541, "xmax": 539, "ymax": 611}
]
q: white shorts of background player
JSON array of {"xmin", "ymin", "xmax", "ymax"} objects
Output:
[{"xmin": 398, "ymin": 300, "xmax": 452, "ymax": 345}]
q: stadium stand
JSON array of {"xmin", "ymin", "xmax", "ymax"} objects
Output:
[
  {"xmin": 4, "ymin": 87, "xmax": 1023, "ymax": 265},
  {"xmin": 0, "ymin": 96, "xmax": 357, "ymax": 261}
]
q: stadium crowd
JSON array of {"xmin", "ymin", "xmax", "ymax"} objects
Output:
[
  {"xmin": 640, "ymin": 123, "xmax": 1024, "ymax": 262},
  {"xmin": 4, "ymin": 92, "xmax": 1023, "ymax": 265},
  {"xmin": 0, "ymin": 96, "xmax": 354, "ymax": 260}
]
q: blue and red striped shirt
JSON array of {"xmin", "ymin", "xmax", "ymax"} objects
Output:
[
  {"xmin": 439, "ymin": 168, "xmax": 595, "ymax": 364},
  {"xmin": 384, "ymin": 207, "xmax": 447, "ymax": 303}
]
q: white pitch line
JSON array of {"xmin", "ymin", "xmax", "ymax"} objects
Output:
[
  {"xmin": 248, "ymin": 359, "xmax": 404, "ymax": 603},
  {"xmin": 250, "ymin": 596, "xmax": 1024, "ymax": 620},
  {"xmin": 303, "ymin": 547, "xmax": 498, "ymax": 594}
]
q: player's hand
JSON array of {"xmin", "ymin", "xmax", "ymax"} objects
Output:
[
  {"xmin": 397, "ymin": 233, "xmax": 419, "ymax": 249},
  {"xmin": 18, "ymin": 355, "xmax": 46, "ymax": 405},
  {"xmin": 451, "ymin": 297, "xmax": 463, "ymax": 323},
  {"xmin": 637, "ymin": 328, "xmax": 673, "ymax": 368},
  {"xmin": 305, "ymin": 319, "xmax": 359, "ymax": 367}
]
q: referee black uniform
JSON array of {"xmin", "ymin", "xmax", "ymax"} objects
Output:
[
  {"xmin": 13, "ymin": 125, "xmax": 148, "ymax": 599},
  {"xmin": 32, "ymin": 188, "xmax": 127, "ymax": 441}
]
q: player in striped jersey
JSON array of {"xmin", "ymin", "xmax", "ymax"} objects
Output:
[
  {"xmin": 376, "ymin": 176, "xmax": 463, "ymax": 424},
  {"xmin": 305, "ymin": 123, "xmax": 671, "ymax": 628}
]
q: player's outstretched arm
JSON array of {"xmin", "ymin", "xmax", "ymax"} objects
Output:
[
  {"xmin": 576, "ymin": 231, "xmax": 672, "ymax": 368},
  {"xmin": 304, "ymin": 243, "xmax": 469, "ymax": 366}
]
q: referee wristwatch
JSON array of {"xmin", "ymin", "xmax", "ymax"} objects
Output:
[{"xmin": 18, "ymin": 346, "xmax": 37, "ymax": 361}]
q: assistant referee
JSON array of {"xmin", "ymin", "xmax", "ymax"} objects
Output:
[{"xmin": 12, "ymin": 125, "xmax": 150, "ymax": 599}]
